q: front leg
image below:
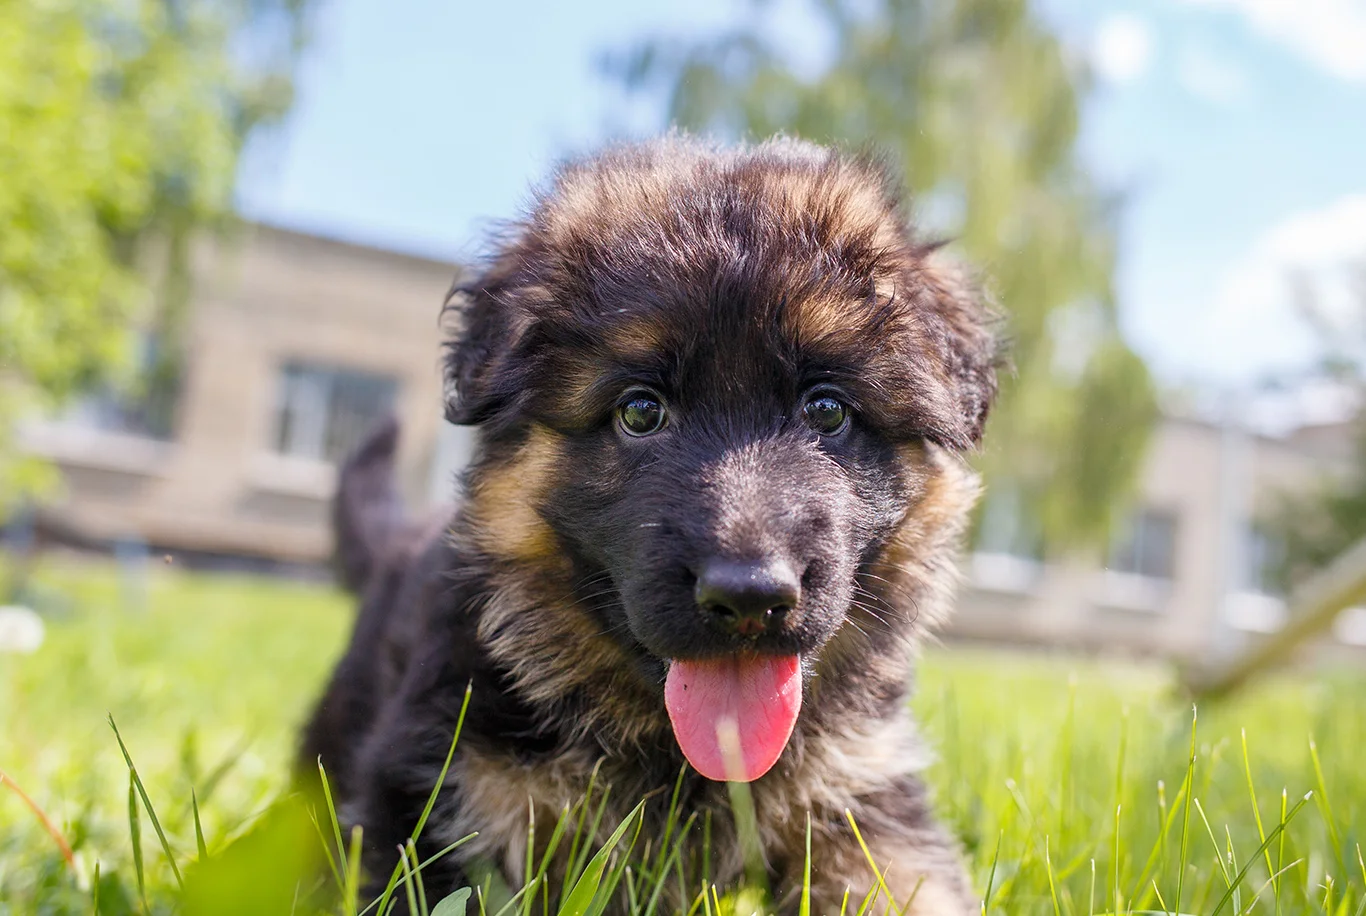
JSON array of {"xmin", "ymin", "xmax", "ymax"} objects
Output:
[{"xmin": 348, "ymin": 708, "xmax": 471, "ymax": 906}]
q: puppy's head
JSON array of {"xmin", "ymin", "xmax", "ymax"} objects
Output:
[{"xmin": 447, "ymin": 137, "xmax": 997, "ymax": 779}]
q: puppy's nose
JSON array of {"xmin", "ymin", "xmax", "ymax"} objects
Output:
[{"xmin": 695, "ymin": 559, "xmax": 800, "ymax": 637}]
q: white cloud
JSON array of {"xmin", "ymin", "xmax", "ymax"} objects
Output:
[
  {"xmin": 1201, "ymin": 194, "xmax": 1366, "ymax": 381},
  {"xmin": 1181, "ymin": 0, "xmax": 1366, "ymax": 82},
  {"xmin": 1092, "ymin": 13, "xmax": 1155, "ymax": 84},
  {"xmin": 1176, "ymin": 45, "xmax": 1250, "ymax": 103}
]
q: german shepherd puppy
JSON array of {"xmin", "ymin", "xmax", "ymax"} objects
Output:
[{"xmin": 301, "ymin": 136, "xmax": 999, "ymax": 915}]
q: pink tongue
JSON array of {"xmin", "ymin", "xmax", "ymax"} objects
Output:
[{"xmin": 664, "ymin": 654, "xmax": 802, "ymax": 782}]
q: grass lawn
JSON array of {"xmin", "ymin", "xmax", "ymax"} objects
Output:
[{"xmin": 1, "ymin": 557, "xmax": 1364, "ymax": 915}]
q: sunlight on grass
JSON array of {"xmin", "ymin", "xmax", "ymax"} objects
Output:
[{"xmin": 2, "ymin": 557, "xmax": 1364, "ymax": 914}]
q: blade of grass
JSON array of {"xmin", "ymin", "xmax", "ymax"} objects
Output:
[
  {"xmin": 489, "ymin": 874, "xmax": 540, "ymax": 916},
  {"xmin": 109, "ymin": 715, "xmax": 183, "ymax": 889},
  {"xmin": 128, "ymin": 773, "xmax": 146, "ymax": 914},
  {"xmin": 409, "ymin": 840, "xmax": 431, "ymax": 916},
  {"xmin": 1208, "ymin": 792, "xmax": 1313, "ymax": 916},
  {"xmin": 624, "ymin": 866, "xmax": 639, "ymax": 915},
  {"xmin": 642, "ymin": 813, "xmax": 698, "ymax": 916},
  {"xmin": 343, "ymin": 825, "xmax": 364, "ymax": 916},
  {"xmin": 522, "ymin": 799, "xmax": 535, "ymax": 916},
  {"xmin": 1193, "ymin": 799, "xmax": 1234, "ymax": 890},
  {"xmin": 1224, "ymin": 826, "xmax": 1242, "ymax": 916},
  {"xmin": 845, "ymin": 810, "xmax": 901, "ymax": 916},
  {"xmin": 559, "ymin": 801, "xmax": 644, "ymax": 916},
  {"xmin": 191, "ymin": 789, "xmax": 208, "ymax": 862},
  {"xmin": 898, "ymin": 875, "xmax": 926, "ymax": 916},
  {"xmin": 1276, "ymin": 788, "xmax": 1288, "ymax": 916},
  {"xmin": 566, "ymin": 781, "xmax": 614, "ymax": 901},
  {"xmin": 1151, "ymin": 880, "xmax": 1171, "ymax": 914},
  {"xmin": 1310, "ymin": 737, "xmax": 1345, "ymax": 869},
  {"xmin": 1243, "ymin": 858, "xmax": 1305, "ymax": 914},
  {"xmin": 1045, "ymin": 836, "xmax": 1062, "ymax": 916},
  {"xmin": 317, "ymin": 758, "xmax": 349, "ymax": 886},
  {"xmin": 563, "ymin": 762, "xmax": 603, "ymax": 902},
  {"xmin": 1113, "ymin": 804, "xmax": 1123, "ymax": 916},
  {"xmin": 852, "ymin": 881, "xmax": 881, "ymax": 916},
  {"xmin": 532, "ymin": 805, "xmax": 573, "ymax": 916},
  {"xmin": 418, "ymin": 834, "xmax": 480, "ymax": 874},
  {"xmin": 1353, "ymin": 845, "xmax": 1366, "ymax": 916},
  {"xmin": 399, "ymin": 843, "xmax": 422, "ymax": 916},
  {"xmin": 800, "ymin": 812, "xmax": 812, "ymax": 916},
  {"xmin": 1130, "ymin": 769, "xmax": 1192, "ymax": 906},
  {"xmin": 376, "ymin": 683, "xmax": 474, "ymax": 916},
  {"xmin": 1174, "ymin": 706, "xmax": 1198, "ymax": 916},
  {"xmin": 189, "ymin": 735, "xmax": 249, "ymax": 810},
  {"xmin": 308, "ymin": 807, "xmax": 346, "ymax": 894},
  {"xmin": 725, "ymin": 765, "xmax": 765, "ymax": 892},
  {"xmin": 981, "ymin": 830, "xmax": 1003, "ymax": 916},
  {"xmin": 647, "ymin": 767, "xmax": 688, "ymax": 887},
  {"xmin": 1239, "ymin": 730, "xmax": 1274, "ymax": 893}
]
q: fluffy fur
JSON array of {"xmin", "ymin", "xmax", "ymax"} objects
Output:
[{"xmin": 300, "ymin": 136, "xmax": 1000, "ymax": 915}]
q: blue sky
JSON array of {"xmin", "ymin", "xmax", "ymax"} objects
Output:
[{"xmin": 237, "ymin": 0, "xmax": 1366, "ymax": 394}]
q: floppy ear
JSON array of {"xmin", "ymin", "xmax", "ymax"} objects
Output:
[
  {"xmin": 442, "ymin": 270, "xmax": 526, "ymax": 426},
  {"xmin": 913, "ymin": 246, "xmax": 1002, "ymax": 447}
]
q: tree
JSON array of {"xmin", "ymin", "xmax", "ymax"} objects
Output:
[
  {"xmin": 610, "ymin": 0, "xmax": 1156, "ymax": 552},
  {"xmin": 1266, "ymin": 261, "xmax": 1366, "ymax": 590},
  {"xmin": 0, "ymin": 0, "xmax": 312, "ymax": 514}
]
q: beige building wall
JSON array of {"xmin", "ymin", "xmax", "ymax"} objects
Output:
[
  {"xmin": 22, "ymin": 225, "xmax": 472, "ymax": 564},
  {"xmin": 951, "ymin": 416, "xmax": 1360, "ymax": 659}
]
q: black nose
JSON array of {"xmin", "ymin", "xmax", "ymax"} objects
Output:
[{"xmin": 695, "ymin": 559, "xmax": 801, "ymax": 637}]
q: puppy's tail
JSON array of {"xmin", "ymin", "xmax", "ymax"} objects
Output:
[{"xmin": 333, "ymin": 416, "xmax": 406, "ymax": 594}]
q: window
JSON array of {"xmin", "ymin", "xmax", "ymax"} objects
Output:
[
  {"xmin": 970, "ymin": 486, "xmax": 1044, "ymax": 593},
  {"xmin": 1241, "ymin": 526, "xmax": 1284, "ymax": 596},
  {"xmin": 974, "ymin": 487, "xmax": 1043, "ymax": 561},
  {"xmin": 1108, "ymin": 509, "xmax": 1177, "ymax": 581},
  {"xmin": 274, "ymin": 363, "xmax": 398, "ymax": 464}
]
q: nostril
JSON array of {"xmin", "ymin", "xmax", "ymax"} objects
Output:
[
  {"xmin": 695, "ymin": 558, "xmax": 801, "ymax": 635},
  {"xmin": 702, "ymin": 602, "xmax": 737, "ymax": 621}
]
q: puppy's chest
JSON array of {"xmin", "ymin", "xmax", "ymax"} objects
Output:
[
  {"xmin": 445, "ymin": 744, "xmax": 767, "ymax": 894},
  {"xmin": 440, "ymin": 721, "xmax": 917, "ymax": 902}
]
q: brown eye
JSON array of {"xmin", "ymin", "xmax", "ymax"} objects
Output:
[
  {"xmin": 803, "ymin": 395, "xmax": 849, "ymax": 436},
  {"xmin": 618, "ymin": 395, "xmax": 666, "ymax": 437}
]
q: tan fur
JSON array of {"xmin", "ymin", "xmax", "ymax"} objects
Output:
[{"xmin": 466, "ymin": 427, "xmax": 567, "ymax": 563}]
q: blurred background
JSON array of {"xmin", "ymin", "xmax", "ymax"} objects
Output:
[
  {"xmin": 5, "ymin": 0, "xmax": 1366, "ymax": 669},
  {"xmin": 4, "ymin": 1, "xmax": 1366, "ymax": 911}
]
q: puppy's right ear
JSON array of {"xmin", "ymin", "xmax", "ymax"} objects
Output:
[{"xmin": 442, "ymin": 275, "xmax": 522, "ymax": 426}]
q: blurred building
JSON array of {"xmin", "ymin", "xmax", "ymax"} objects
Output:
[
  {"xmin": 18, "ymin": 225, "xmax": 472, "ymax": 572},
  {"xmin": 956, "ymin": 414, "xmax": 1363, "ymax": 660},
  {"xmin": 14, "ymin": 226, "xmax": 1358, "ymax": 657}
]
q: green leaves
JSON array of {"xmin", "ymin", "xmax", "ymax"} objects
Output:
[
  {"xmin": 559, "ymin": 801, "xmax": 644, "ymax": 916},
  {"xmin": 0, "ymin": 0, "xmax": 311, "ymax": 514},
  {"xmin": 431, "ymin": 887, "xmax": 473, "ymax": 916}
]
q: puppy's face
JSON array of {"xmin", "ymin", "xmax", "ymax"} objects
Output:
[{"xmin": 448, "ymin": 140, "xmax": 996, "ymax": 778}]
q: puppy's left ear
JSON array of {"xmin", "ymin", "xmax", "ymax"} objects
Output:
[
  {"xmin": 914, "ymin": 247, "xmax": 1001, "ymax": 447},
  {"xmin": 441, "ymin": 266, "xmax": 527, "ymax": 426}
]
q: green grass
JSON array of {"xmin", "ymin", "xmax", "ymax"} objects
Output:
[{"xmin": 2, "ymin": 557, "xmax": 1364, "ymax": 914}]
